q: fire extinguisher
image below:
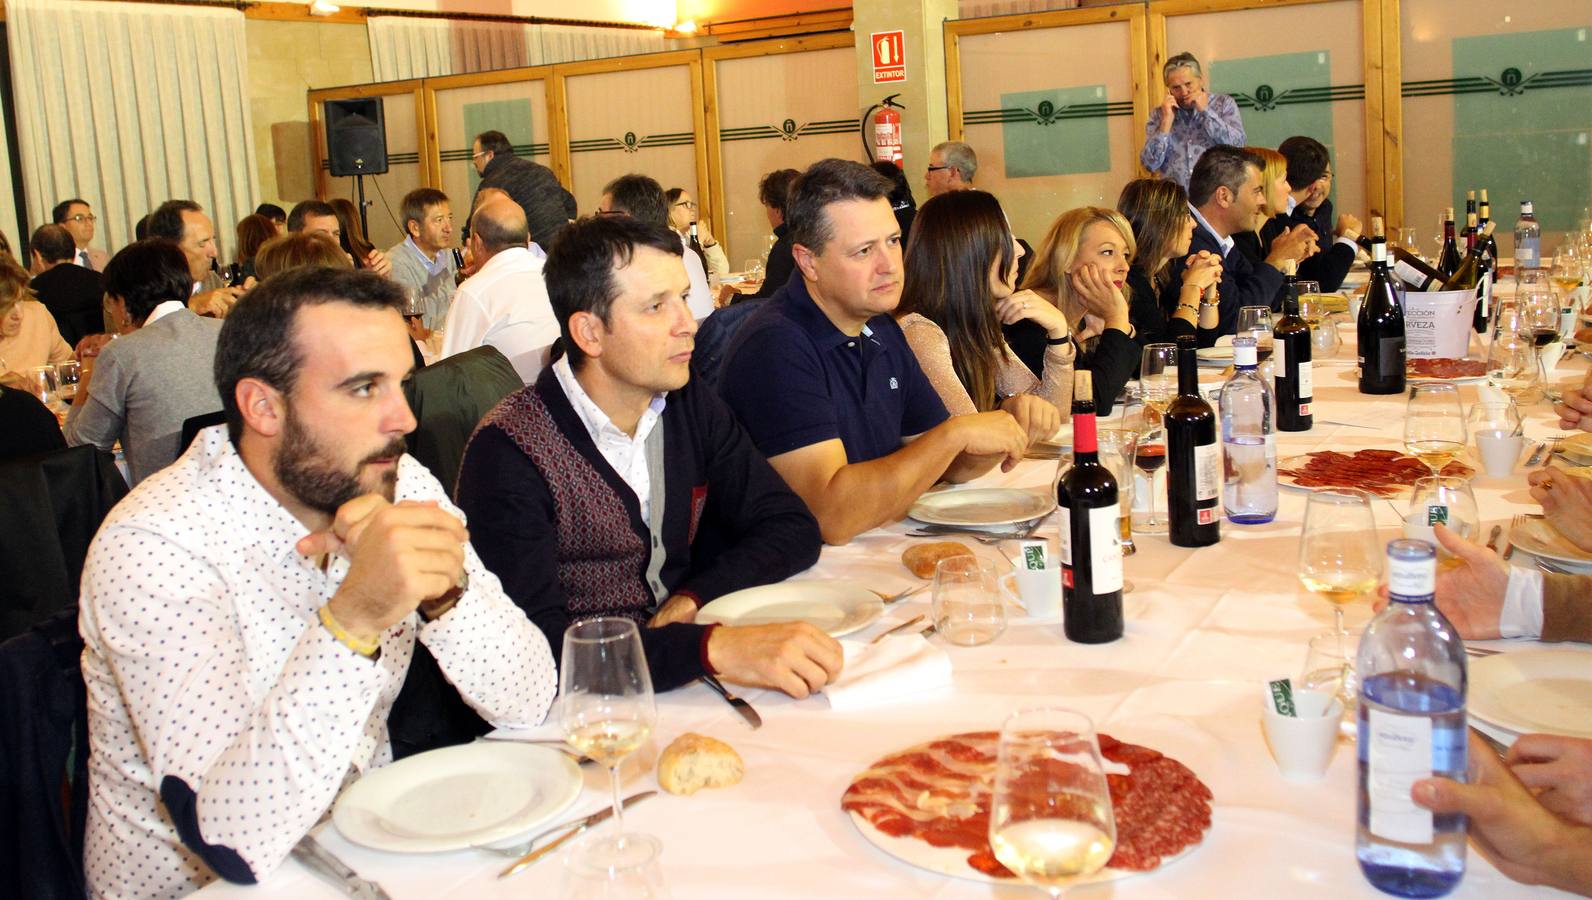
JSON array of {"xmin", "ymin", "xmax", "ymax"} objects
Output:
[{"xmin": 861, "ymin": 94, "xmax": 905, "ymax": 167}]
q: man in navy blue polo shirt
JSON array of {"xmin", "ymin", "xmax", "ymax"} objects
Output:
[{"xmin": 719, "ymin": 159, "xmax": 1032, "ymax": 545}]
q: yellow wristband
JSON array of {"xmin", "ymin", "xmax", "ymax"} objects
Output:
[{"xmin": 318, "ymin": 604, "xmax": 380, "ymax": 658}]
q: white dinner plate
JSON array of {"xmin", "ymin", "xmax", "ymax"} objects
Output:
[
  {"xmin": 908, "ymin": 488, "xmax": 1056, "ymax": 527},
  {"xmin": 1025, "ymin": 423, "xmax": 1074, "ymax": 460},
  {"xmin": 1469, "ymin": 648, "xmax": 1592, "ymax": 740},
  {"xmin": 333, "ymin": 742, "xmax": 582, "ymax": 852},
  {"xmin": 695, "ymin": 581, "xmax": 883, "ymax": 637},
  {"xmin": 1508, "ymin": 517, "xmax": 1592, "ymax": 571},
  {"xmin": 1195, "ymin": 346, "xmax": 1233, "ymax": 367},
  {"xmin": 1558, "ymin": 433, "xmax": 1592, "ymax": 465}
]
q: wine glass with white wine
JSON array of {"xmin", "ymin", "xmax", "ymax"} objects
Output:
[
  {"xmin": 1298, "ymin": 489, "xmax": 1383, "ymax": 636},
  {"xmin": 988, "ymin": 708, "xmax": 1116, "ymax": 899},
  {"xmin": 559, "ymin": 618, "xmax": 657, "ymax": 864},
  {"xmin": 1404, "ymin": 383, "xmax": 1467, "ymax": 476}
]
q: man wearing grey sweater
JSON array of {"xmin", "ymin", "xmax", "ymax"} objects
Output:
[
  {"xmin": 386, "ymin": 187, "xmax": 458, "ymax": 330},
  {"xmin": 64, "ymin": 240, "xmax": 223, "ymax": 484}
]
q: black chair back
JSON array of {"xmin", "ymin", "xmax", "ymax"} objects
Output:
[
  {"xmin": 180, "ymin": 410, "xmax": 226, "ymax": 455},
  {"xmin": 403, "ymin": 345, "xmax": 523, "ymax": 492}
]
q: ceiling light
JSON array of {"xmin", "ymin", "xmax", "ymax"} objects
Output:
[
  {"xmin": 672, "ymin": 20, "xmax": 699, "ymax": 34},
  {"xmin": 308, "ymin": 0, "xmax": 341, "ymax": 16}
]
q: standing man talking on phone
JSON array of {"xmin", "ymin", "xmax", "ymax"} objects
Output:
[{"xmin": 1140, "ymin": 52, "xmax": 1246, "ymax": 188}]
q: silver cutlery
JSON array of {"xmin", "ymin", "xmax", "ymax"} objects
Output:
[
  {"xmin": 871, "ymin": 613, "xmax": 925, "ymax": 644},
  {"xmin": 872, "ymin": 584, "xmax": 928, "ymax": 605},
  {"xmin": 1525, "ymin": 441, "xmax": 1548, "ymax": 467},
  {"xmin": 498, "ymin": 791, "xmax": 658, "ymax": 877},
  {"xmin": 474, "ymin": 735, "xmax": 597, "ymax": 765},
  {"xmin": 702, "ymin": 675, "xmax": 762, "ymax": 729},
  {"xmin": 292, "ymin": 834, "xmax": 392, "ymax": 900},
  {"xmin": 484, "ymin": 790, "xmax": 658, "ymax": 861},
  {"xmin": 1464, "ymin": 645, "xmax": 1500, "ymax": 658}
]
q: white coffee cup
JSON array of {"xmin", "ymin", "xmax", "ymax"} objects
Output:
[
  {"xmin": 1474, "ymin": 428, "xmax": 1525, "ymax": 478},
  {"xmin": 1348, "ymin": 294, "xmax": 1364, "ymax": 323},
  {"xmin": 1000, "ymin": 569, "xmax": 1062, "ymax": 619},
  {"xmin": 1262, "ymin": 688, "xmax": 1343, "ymax": 783}
]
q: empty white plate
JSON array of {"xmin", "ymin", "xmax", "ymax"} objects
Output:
[
  {"xmin": 908, "ymin": 488, "xmax": 1056, "ymax": 527},
  {"xmin": 1469, "ymin": 649, "xmax": 1592, "ymax": 740},
  {"xmin": 333, "ymin": 742, "xmax": 582, "ymax": 852},
  {"xmin": 1509, "ymin": 517, "xmax": 1592, "ymax": 572},
  {"xmin": 696, "ymin": 581, "xmax": 884, "ymax": 637}
]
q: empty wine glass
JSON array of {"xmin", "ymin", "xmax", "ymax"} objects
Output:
[
  {"xmin": 988, "ymin": 708, "xmax": 1116, "ymax": 898},
  {"xmin": 743, "ymin": 259, "xmax": 764, "ymax": 282},
  {"xmin": 561, "ymin": 831, "xmax": 670, "ymax": 900},
  {"xmin": 1299, "ymin": 630, "xmax": 1357, "ymax": 736},
  {"xmin": 559, "ymin": 618, "xmax": 656, "ymax": 861},
  {"xmin": 1486, "ymin": 305, "xmax": 1544, "ymax": 405},
  {"xmin": 1404, "ymin": 383, "xmax": 1466, "ymax": 476},
  {"xmin": 1405, "ymin": 476, "xmax": 1479, "ymax": 553},
  {"xmin": 1298, "ymin": 489, "xmax": 1383, "ymax": 636}
]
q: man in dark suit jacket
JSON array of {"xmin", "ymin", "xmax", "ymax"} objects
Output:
[
  {"xmin": 1169, "ymin": 145, "xmax": 1316, "ymax": 341},
  {"xmin": 1276, "ymin": 135, "xmax": 1362, "ymax": 291},
  {"xmin": 28, "ymin": 224, "xmax": 104, "ymax": 348}
]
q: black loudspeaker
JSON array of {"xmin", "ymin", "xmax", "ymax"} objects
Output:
[{"xmin": 325, "ymin": 97, "xmax": 389, "ymax": 176}]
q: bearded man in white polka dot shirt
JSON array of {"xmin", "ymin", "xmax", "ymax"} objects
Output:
[{"xmin": 77, "ymin": 267, "xmax": 558, "ymax": 898}]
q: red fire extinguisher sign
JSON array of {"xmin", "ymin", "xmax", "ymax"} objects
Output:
[{"xmin": 872, "ymin": 31, "xmax": 906, "ymax": 84}]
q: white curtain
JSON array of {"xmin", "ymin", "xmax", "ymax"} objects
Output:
[
  {"xmin": 957, "ymin": 0, "xmax": 1079, "ymax": 17},
  {"xmin": 368, "ymin": 16, "xmax": 670, "ymax": 82},
  {"xmin": 7, "ymin": 0, "xmax": 258, "ymax": 260}
]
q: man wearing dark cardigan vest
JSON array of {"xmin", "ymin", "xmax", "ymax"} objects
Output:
[{"xmin": 455, "ymin": 215, "xmax": 842, "ymax": 696}]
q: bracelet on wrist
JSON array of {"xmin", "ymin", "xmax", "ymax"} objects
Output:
[
  {"xmin": 1045, "ymin": 334, "xmax": 1072, "ymax": 346},
  {"xmin": 1176, "ymin": 302, "xmax": 1199, "ymax": 315},
  {"xmin": 318, "ymin": 604, "xmax": 380, "ymax": 658}
]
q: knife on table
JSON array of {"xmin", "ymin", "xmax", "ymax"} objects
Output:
[
  {"xmin": 702, "ymin": 674, "xmax": 763, "ymax": 729},
  {"xmin": 499, "ymin": 791, "xmax": 658, "ymax": 878},
  {"xmin": 291, "ymin": 834, "xmax": 392, "ymax": 900},
  {"xmin": 1484, "ymin": 524, "xmax": 1503, "ymax": 554}
]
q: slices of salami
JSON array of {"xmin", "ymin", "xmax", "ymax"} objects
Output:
[
  {"xmin": 841, "ymin": 731, "xmax": 1211, "ymax": 877},
  {"xmin": 1277, "ymin": 449, "xmax": 1474, "ymax": 497},
  {"xmin": 1407, "ymin": 357, "xmax": 1487, "ymax": 380}
]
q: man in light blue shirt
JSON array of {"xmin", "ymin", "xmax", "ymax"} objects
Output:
[
  {"xmin": 387, "ymin": 188, "xmax": 458, "ymax": 330},
  {"xmin": 1140, "ymin": 52, "xmax": 1245, "ymax": 188}
]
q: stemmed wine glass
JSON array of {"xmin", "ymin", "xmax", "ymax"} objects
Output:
[
  {"xmin": 1518, "ymin": 276, "xmax": 1560, "ymax": 354},
  {"xmin": 1404, "ymin": 383, "xmax": 1466, "ymax": 476},
  {"xmin": 988, "ymin": 708, "xmax": 1116, "ymax": 899},
  {"xmin": 1236, "ymin": 306, "xmax": 1275, "ymax": 360},
  {"xmin": 1298, "ymin": 489, "xmax": 1383, "ymax": 637},
  {"xmin": 1486, "ymin": 304, "xmax": 1544, "ymax": 405},
  {"xmin": 559, "ymin": 618, "xmax": 657, "ymax": 862},
  {"xmin": 1135, "ymin": 345, "xmax": 1176, "ymax": 536}
]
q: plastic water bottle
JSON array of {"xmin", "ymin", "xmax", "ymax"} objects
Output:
[
  {"xmin": 1513, "ymin": 201, "xmax": 1540, "ymax": 272},
  {"xmin": 1356, "ymin": 539, "xmax": 1468, "ymax": 898},
  {"xmin": 1218, "ymin": 337, "xmax": 1276, "ymax": 524}
]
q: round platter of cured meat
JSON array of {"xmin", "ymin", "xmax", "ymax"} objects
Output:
[
  {"xmin": 1406, "ymin": 357, "xmax": 1488, "ymax": 383},
  {"xmin": 1277, "ymin": 449, "xmax": 1475, "ymax": 498},
  {"xmin": 841, "ymin": 731, "xmax": 1211, "ymax": 883}
]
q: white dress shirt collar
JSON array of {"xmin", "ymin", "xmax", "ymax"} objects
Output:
[
  {"xmin": 144, "ymin": 299, "xmax": 186, "ymax": 326},
  {"xmin": 1189, "ymin": 203, "xmax": 1235, "ymax": 258},
  {"xmin": 551, "ymin": 355, "xmax": 667, "ymax": 519}
]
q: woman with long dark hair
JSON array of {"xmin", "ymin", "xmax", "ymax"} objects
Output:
[
  {"xmin": 328, "ymin": 197, "xmax": 393, "ymax": 276},
  {"xmin": 895, "ymin": 190, "xmax": 1070, "ymax": 434},
  {"xmin": 1116, "ymin": 178, "xmax": 1223, "ymax": 347}
]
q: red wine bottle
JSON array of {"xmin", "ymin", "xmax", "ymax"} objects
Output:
[
  {"xmin": 1058, "ymin": 371, "xmax": 1123, "ymax": 643},
  {"xmin": 1273, "ymin": 259, "xmax": 1313, "ymax": 432},
  {"xmin": 1436, "ymin": 208, "xmax": 1461, "ymax": 278},
  {"xmin": 1167, "ymin": 335, "xmax": 1220, "ymax": 547},
  {"xmin": 1358, "ymin": 230, "xmax": 1406, "ymax": 395}
]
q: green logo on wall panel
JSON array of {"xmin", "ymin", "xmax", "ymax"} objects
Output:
[
  {"xmin": 984, "ymin": 86, "xmax": 1116, "ymax": 178},
  {"xmin": 461, "ymin": 99, "xmax": 536, "ymax": 190},
  {"xmin": 1452, "ymin": 27, "xmax": 1592, "ymax": 233},
  {"xmin": 719, "ymin": 118, "xmax": 859, "ymax": 142},
  {"xmin": 1212, "ymin": 51, "xmax": 1339, "ymax": 208}
]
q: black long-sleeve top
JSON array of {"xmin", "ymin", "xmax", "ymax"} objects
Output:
[
  {"xmin": 1232, "ymin": 212, "xmax": 1356, "ymax": 299},
  {"xmin": 1170, "ymin": 220, "xmax": 1285, "ymax": 343},
  {"xmin": 454, "ymin": 366, "xmax": 822, "ymax": 692},
  {"xmin": 748, "ymin": 224, "xmax": 796, "ymax": 300}
]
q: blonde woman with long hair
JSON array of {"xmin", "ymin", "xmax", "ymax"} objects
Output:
[
  {"xmin": 1232, "ymin": 146, "xmax": 1317, "ymax": 278},
  {"xmin": 1020, "ymin": 207, "xmax": 1139, "ymax": 413}
]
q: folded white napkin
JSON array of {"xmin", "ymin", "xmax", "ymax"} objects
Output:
[{"xmin": 825, "ymin": 634, "xmax": 953, "ymax": 711}]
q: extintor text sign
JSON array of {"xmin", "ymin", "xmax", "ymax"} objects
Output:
[{"xmin": 872, "ymin": 31, "xmax": 906, "ymax": 83}]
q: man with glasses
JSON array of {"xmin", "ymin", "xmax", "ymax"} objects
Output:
[
  {"xmin": 1140, "ymin": 52, "xmax": 1245, "ymax": 188},
  {"xmin": 1276, "ymin": 135, "xmax": 1361, "ymax": 292},
  {"xmin": 923, "ymin": 141, "xmax": 976, "ymax": 198},
  {"xmin": 53, "ymin": 198, "xmax": 108, "ymax": 271},
  {"xmin": 466, "ymin": 129, "xmax": 576, "ymax": 252}
]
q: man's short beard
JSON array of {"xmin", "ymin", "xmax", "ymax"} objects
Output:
[{"xmin": 275, "ymin": 406, "xmax": 404, "ymax": 515}]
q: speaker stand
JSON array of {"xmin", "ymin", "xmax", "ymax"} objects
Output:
[{"xmin": 354, "ymin": 174, "xmax": 370, "ymax": 242}]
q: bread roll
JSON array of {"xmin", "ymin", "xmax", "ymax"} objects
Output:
[
  {"xmin": 901, "ymin": 541, "xmax": 975, "ymax": 579},
  {"xmin": 657, "ymin": 732, "xmax": 744, "ymax": 796}
]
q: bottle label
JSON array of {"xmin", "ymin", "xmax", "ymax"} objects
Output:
[
  {"xmin": 1274, "ymin": 338, "xmax": 1285, "ymax": 371},
  {"xmin": 1058, "ymin": 506, "xmax": 1073, "ymax": 566},
  {"xmin": 1365, "ymin": 707, "xmax": 1435, "ymax": 844},
  {"xmin": 1392, "ymin": 259, "xmax": 1431, "ymax": 290},
  {"xmin": 1388, "ymin": 555, "xmax": 1435, "ymax": 597},
  {"xmin": 1298, "ymin": 361, "xmax": 1313, "ymax": 402},
  {"xmin": 1090, "ymin": 502, "xmax": 1123, "ymax": 594},
  {"xmin": 1195, "ymin": 442, "xmax": 1220, "ymax": 502}
]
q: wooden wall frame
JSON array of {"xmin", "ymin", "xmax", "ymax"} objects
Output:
[
  {"xmin": 1147, "ymin": 0, "xmax": 1401, "ymax": 226},
  {"xmin": 701, "ymin": 32, "xmax": 856, "ymax": 247},
  {"xmin": 421, "ymin": 65, "xmax": 556, "ymax": 189},
  {"xmin": 307, "ymin": 80, "xmax": 430, "ymax": 201},
  {"xmin": 944, "ymin": 4, "xmax": 1152, "ymax": 160}
]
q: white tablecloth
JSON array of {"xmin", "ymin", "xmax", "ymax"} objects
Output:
[{"xmin": 200, "ymin": 340, "xmax": 1588, "ymax": 899}]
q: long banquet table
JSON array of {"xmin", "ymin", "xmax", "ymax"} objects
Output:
[{"xmin": 204, "ymin": 333, "xmax": 1588, "ymax": 899}]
